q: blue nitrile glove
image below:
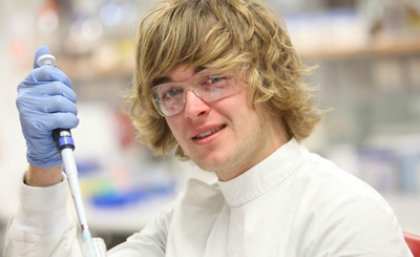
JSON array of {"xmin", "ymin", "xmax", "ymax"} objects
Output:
[{"xmin": 16, "ymin": 46, "xmax": 79, "ymax": 167}]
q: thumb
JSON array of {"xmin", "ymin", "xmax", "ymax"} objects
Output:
[{"xmin": 33, "ymin": 45, "xmax": 51, "ymax": 69}]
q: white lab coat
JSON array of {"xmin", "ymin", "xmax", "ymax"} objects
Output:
[{"xmin": 4, "ymin": 139, "xmax": 413, "ymax": 257}]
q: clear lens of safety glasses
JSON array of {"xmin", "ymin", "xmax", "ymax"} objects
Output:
[{"xmin": 151, "ymin": 69, "xmax": 242, "ymax": 117}]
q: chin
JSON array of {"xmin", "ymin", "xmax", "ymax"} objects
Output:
[
  {"xmin": 194, "ymin": 159, "xmax": 219, "ymax": 172},
  {"xmin": 190, "ymin": 153, "xmax": 222, "ymax": 171}
]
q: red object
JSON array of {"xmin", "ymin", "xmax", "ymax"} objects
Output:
[{"xmin": 405, "ymin": 232, "xmax": 420, "ymax": 257}]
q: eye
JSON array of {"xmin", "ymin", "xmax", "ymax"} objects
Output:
[
  {"xmin": 208, "ymin": 75, "xmax": 225, "ymax": 84},
  {"xmin": 161, "ymin": 87, "xmax": 183, "ymax": 100},
  {"xmin": 201, "ymin": 75, "xmax": 228, "ymax": 90}
]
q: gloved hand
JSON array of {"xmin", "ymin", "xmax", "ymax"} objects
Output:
[{"xmin": 16, "ymin": 46, "xmax": 79, "ymax": 167}]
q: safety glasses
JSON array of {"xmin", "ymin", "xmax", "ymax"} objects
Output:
[{"xmin": 151, "ymin": 69, "xmax": 244, "ymax": 117}]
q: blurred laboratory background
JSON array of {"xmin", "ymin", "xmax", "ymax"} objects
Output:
[{"xmin": 0, "ymin": 0, "xmax": 420, "ymax": 254}]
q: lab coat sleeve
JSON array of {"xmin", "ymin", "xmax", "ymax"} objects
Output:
[
  {"xmin": 107, "ymin": 202, "xmax": 174, "ymax": 257},
  {"xmin": 3, "ymin": 179, "xmax": 83, "ymax": 257}
]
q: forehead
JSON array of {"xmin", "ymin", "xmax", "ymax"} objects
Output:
[
  {"xmin": 152, "ymin": 64, "xmax": 204, "ymax": 86},
  {"xmin": 167, "ymin": 64, "xmax": 196, "ymax": 81}
]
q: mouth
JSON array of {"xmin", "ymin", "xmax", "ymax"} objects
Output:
[{"xmin": 192, "ymin": 124, "xmax": 226, "ymax": 140}]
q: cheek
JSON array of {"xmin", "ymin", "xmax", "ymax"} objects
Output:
[
  {"xmin": 165, "ymin": 117, "xmax": 186, "ymax": 142},
  {"xmin": 226, "ymin": 94, "xmax": 255, "ymax": 121},
  {"xmin": 220, "ymin": 89, "xmax": 251, "ymax": 113}
]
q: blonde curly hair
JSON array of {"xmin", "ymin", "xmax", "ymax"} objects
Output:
[{"xmin": 127, "ymin": 0, "xmax": 321, "ymax": 159}]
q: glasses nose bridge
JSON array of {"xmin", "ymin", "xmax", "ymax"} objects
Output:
[
  {"xmin": 182, "ymin": 87, "xmax": 210, "ymax": 118},
  {"xmin": 183, "ymin": 74, "xmax": 203, "ymax": 97},
  {"xmin": 184, "ymin": 87, "xmax": 203, "ymax": 102}
]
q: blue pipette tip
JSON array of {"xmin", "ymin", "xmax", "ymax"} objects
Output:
[{"xmin": 82, "ymin": 229, "xmax": 92, "ymax": 242}]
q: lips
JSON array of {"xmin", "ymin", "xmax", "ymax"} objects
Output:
[{"xmin": 192, "ymin": 125, "xmax": 226, "ymax": 140}]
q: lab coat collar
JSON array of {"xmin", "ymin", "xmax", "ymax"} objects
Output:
[
  {"xmin": 166, "ymin": 179, "xmax": 225, "ymax": 257},
  {"xmin": 217, "ymin": 138, "xmax": 308, "ymax": 207}
]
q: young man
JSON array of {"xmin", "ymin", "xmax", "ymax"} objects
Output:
[{"xmin": 5, "ymin": 0, "xmax": 413, "ymax": 256}]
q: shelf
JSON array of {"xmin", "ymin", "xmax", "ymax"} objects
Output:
[
  {"xmin": 57, "ymin": 55, "xmax": 134, "ymax": 82},
  {"xmin": 48, "ymin": 36, "xmax": 420, "ymax": 82},
  {"xmin": 79, "ymin": 196, "xmax": 175, "ymax": 233},
  {"xmin": 298, "ymin": 35, "xmax": 420, "ymax": 61}
]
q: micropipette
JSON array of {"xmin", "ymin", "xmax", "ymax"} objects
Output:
[{"xmin": 36, "ymin": 53, "xmax": 104, "ymax": 257}]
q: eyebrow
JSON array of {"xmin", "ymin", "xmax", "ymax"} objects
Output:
[{"xmin": 151, "ymin": 66, "xmax": 205, "ymax": 87}]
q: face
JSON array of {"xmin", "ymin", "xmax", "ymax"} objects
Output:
[{"xmin": 163, "ymin": 64, "xmax": 289, "ymax": 181}]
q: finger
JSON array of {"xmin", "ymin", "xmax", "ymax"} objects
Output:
[
  {"xmin": 21, "ymin": 82, "xmax": 77, "ymax": 103},
  {"xmin": 29, "ymin": 112, "xmax": 80, "ymax": 132},
  {"xmin": 18, "ymin": 110, "xmax": 79, "ymax": 134},
  {"xmin": 39, "ymin": 95, "xmax": 78, "ymax": 114},
  {"xmin": 33, "ymin": 45, "xmax": 50, "ymax": 69},
  {"xmin": 17, "ymin": 94, "xmax": 77, "ymax": 118},
  {"xmin": 48, "ymin": 112, "xmax": 80, "ymax": 130},
  {"xmin": 19, "ymin": 94, "xmax": 77, "ymax": 114},
  {"xmin": 24, "ymin": 66, "xmax": 72, "ymax": 88}
]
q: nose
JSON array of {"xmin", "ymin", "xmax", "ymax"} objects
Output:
[{"xmin": 183, "ymin": 90, "xmax": 210, "ymax": 119}]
